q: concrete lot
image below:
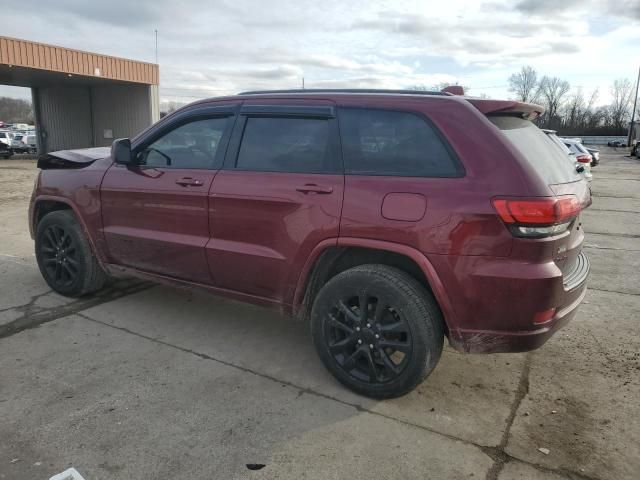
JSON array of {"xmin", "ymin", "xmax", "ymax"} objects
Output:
[{"xmin": 1, "ymin": 150, "xmax": 638, "ymax": 480}]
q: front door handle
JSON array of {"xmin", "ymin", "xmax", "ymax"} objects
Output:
[
  {"xmin": 175, "ymin": 177, "xmax": 204, "ymax": 187},
  {"xmin": 295, "ymin": 184, "xmax": 333, "ymax": 194}
]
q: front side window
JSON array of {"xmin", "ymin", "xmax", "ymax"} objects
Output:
[
  {"xmin": 339, "ymin": 108, "xmax": 461, "ymax": 177},
  {"xmin": 236, "ymin": 117, "xmax": 332, "ymax": 173},
  {"xmin": 139, "ymin": 117, "xmax": 229, "ymax": 169}
]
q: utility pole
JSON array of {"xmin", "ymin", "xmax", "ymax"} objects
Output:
[
  {"xmin": 154, "ymin": 29, "xmax": 158, "ymax": 64},
  {"xmin": 302, "ymin": 77, "xmax": 305, "ymax": 89},
  {"xmin": 628, "ymin": 64, "xmax": 640, "ymax": 148}
]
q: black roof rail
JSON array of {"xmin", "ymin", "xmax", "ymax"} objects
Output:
[{"xmin": 238, "ymin": 88, "xmax": 447, "ymax": 96}]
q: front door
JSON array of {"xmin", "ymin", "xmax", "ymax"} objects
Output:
[
  {"xmin": 100, "ymin": 108, "xmax": 235, "ymax": 284},
  {"xmin": 208, "ymin": 101, "xmax": 344, "ymax": 303}
]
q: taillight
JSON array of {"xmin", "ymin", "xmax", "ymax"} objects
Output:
[
  {"xmin": 576, "ymin": 155, "xmax": 591, "ymax": 163},
  {"xmin": 492, "ymin": 196, "xmax": 581, "ymax": 238}
]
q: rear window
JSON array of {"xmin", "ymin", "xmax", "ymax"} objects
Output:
[{"xmin": 489, "ymin": 116, "xmax": 580, "ymax": 184}]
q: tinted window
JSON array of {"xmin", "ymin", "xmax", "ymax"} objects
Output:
[
  {"xmin": 236, "ymin": 117, "xmax": 331, "ymax": 173},
  {"xmin": 339, "ymin": 108, "xmax": 460, "ymax": 177},
  {"xmin": 140, "ymin": 117, "xmax": 229, "ymax": 169},
  {"xmin": 490, "ymin": 116, "xmax": 580, "ymax": 184}
]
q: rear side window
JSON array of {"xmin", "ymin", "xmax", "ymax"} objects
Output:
[
  {"xmin": 236, "ymin": 117, "xmax": 332, "ymax": 173},
  {"xmin": 339, "ymin": 108, "xmax": 461, "ymax": 177},
  {"xmin": 489, "ymin": 116, "xmax": 580, "ymax": 184}
]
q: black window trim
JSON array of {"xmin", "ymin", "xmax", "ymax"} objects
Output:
[
  {"xmin": 240, "ymin": 104, "xmax": 335, "ymax": 118},
  {"xmin": 336, "ymin": 105, "xmax": 465, "ymax": 178},
  {"xmin": 223, "ymin": 110, "xmax": 342, "ymax": 174},
  {"xmin": 129, "ymin": 105, "xmax": 239, "ymax": 170}
]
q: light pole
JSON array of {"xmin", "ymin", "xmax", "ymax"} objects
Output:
[{"xmin": 628, "ymin": 64, "xmax": 640, "ymax": 148}]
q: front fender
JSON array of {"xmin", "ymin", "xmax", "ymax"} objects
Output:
[{"xmin": 31, "ymin": 195, "xmax": 109, "ymax": 265}]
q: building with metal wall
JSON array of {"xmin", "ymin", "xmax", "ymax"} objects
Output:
[{"xmin": 0, "ymin": 36, "xmax": 159, "ymax": 153}]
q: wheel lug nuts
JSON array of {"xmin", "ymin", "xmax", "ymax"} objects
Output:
[
  {"xmin": 375, "ymin": 334, "xmax": 379, "ymax": 339},
  {"xmin": 366, "ymin": 323, "xmax": 371, "ymax": 328},
  {"xmin": 356, "ymin": 327, "xmax": 360, "ymax": 331},
  {"xmin": 357, "ymin": 339, "xmax": 362, "ymax": 344},
  {"xmin": 369, "ymin": 344, "xmax": 374, "ymax": 349}
]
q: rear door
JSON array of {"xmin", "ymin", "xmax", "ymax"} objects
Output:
[
  {"xmin": 207, "ymin": 101, "xmax": 343, "ymax": 303},
  {"xmin": 100, "ymin": 104, "xmax": 237, "ymax": 283}
]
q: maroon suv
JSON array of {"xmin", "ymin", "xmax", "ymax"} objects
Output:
[{"xmin": 29, "ymin": 89, "xmax": 591, "ymax": 398}]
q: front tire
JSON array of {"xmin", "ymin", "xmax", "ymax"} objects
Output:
[
  {"xmin": 310, "ymin": 265, "xmax": 444, "ymax": 398},
  {"xmin": 35, "ymin": 210, "xmax": 106, "ymax": 297}
]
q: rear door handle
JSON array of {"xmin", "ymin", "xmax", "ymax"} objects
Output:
[
  {"xmin": 175, "ymin": 177, "xmax": 204, "ymax": 187},
  {"xmin": 295, "ymin": 184, "xmax": 333, "ymax": 194}
]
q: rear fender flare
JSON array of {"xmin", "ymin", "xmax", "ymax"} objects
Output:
[{"xmin": 293, "ymin": 237, "xmax": 461, "ymax": 340}]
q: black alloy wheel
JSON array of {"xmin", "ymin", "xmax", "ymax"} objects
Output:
[
  {"xmin": 35, "ymin": 210, "xmax": 106, "ymax": 297},
  {"xmin": 325, "ymin": 294, "xmax": 412, "ymax": 384},
  {"xmin": 311, "ymin": 265, "xmax": 444, "ymax": 398},
  {"xmin": 38, "ymin": 224, "xmax": 79, "ymax": 288}
]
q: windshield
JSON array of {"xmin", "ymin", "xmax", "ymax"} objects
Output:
[{"xmin": 489, "ymin": 116, "xmax": 580, "ymax": 184}]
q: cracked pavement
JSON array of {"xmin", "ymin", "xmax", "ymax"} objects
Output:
[{"xmin": 1, "ymin": 151, "xmax": 639, "ymax": 479}]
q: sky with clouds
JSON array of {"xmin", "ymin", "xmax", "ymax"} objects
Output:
[{"xmin": 1, "ymin": 0, "xmax": 639, "ymax": 106}]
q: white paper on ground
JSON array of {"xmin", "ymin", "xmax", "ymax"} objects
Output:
[{"xmin": 49, "ymin": 467, "xmax": 87, "ymax": 480}]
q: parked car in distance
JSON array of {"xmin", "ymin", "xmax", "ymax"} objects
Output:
[
  {"xmin": 543, "ymin": 130, "xmax": 591, "ymax": 182},
  {"xmin": 0, "ymin": 139, "xmax": 12, "ymax": 158},
  {"xmin": 607, "ymin": 140, "xmax": 626, "ymax": 147},
  {"xmin": 29, "ymin": 88, "xmax": 591, "ymax": 398},
  {"xmin": 26, "ymin": 134, "xmax": 37, "ymax": 153},
  {"xmin": 11, "ymin": 134, "xmax": 29, "ymax": 153},
  {"xmin": 562, "ymin": 138, "xmax": 593, "ymax": 179},
  {"xmin": 586, "ymin": 147, "xmax": 599, "ymax": 166},
  {"xmin": 0, "ymin": 130, "xmax": 13, "ymax": 148}
]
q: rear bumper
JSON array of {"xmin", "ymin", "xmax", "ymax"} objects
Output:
[
  {"xmin": 449, "ymin": 285, "xmax": 587, "ymax": 353},
  {"xmin": 430, "ymin": 250, "xmax": 590, "ymax": 354}
]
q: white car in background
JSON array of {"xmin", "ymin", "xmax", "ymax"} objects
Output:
[
  {"xmin": 561, "ymin": 138, "xmax": 593, "ymax": 179},
  {"xmin": 542, "ymin": 130, "xmax": 592, "ymax": 182},
  {"xmin": 0, "ymin": 131, "xmax": 13, "ymax": 147}
]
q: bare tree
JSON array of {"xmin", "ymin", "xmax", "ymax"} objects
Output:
[
  {"xmin": 537, "ymin": 76, "xmax": 570, "ymax": 123},
  {"xmin": 0, "ymin": 97, "xmax": 33, "ymax": 123},
  {"xmin": 508, "ymin": 66, "xmax": 539, "ymax": 103},
  {"xmin": 564, "ymin": 88, "xmax": 585, "ymax": 130},
  {"xmin": 159, "ymin": 100, "xmax": 186, "ymax": 118},
  {"xmin": 609, "ymin": 78, "xmax": 634, "ymax": 130}
]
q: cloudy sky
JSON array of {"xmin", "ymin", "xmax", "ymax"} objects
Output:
[{"xmin": 1, "ymin": 0, "xmax": 639, "ymax": 105}]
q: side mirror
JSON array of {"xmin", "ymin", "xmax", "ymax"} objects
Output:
[{"xmin": 112, "ymin": 138, "xmax": 132, "ymax": 165}]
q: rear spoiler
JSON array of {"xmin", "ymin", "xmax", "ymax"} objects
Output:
[
  {"xmin": 466, "ymin": 99, "xmax": 545, "ymax": 120},
  {"xmin": 37, "ymin": 147, "xmax": 110, "ymax": 170}
]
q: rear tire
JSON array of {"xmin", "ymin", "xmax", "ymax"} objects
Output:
[
  {"xmin": 35, "ymin": 210, "xmax": 106, "ymax": 297},
  {"xmin": 310, "ymin": 264, "xmax": 444, "ymax": 398}
]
